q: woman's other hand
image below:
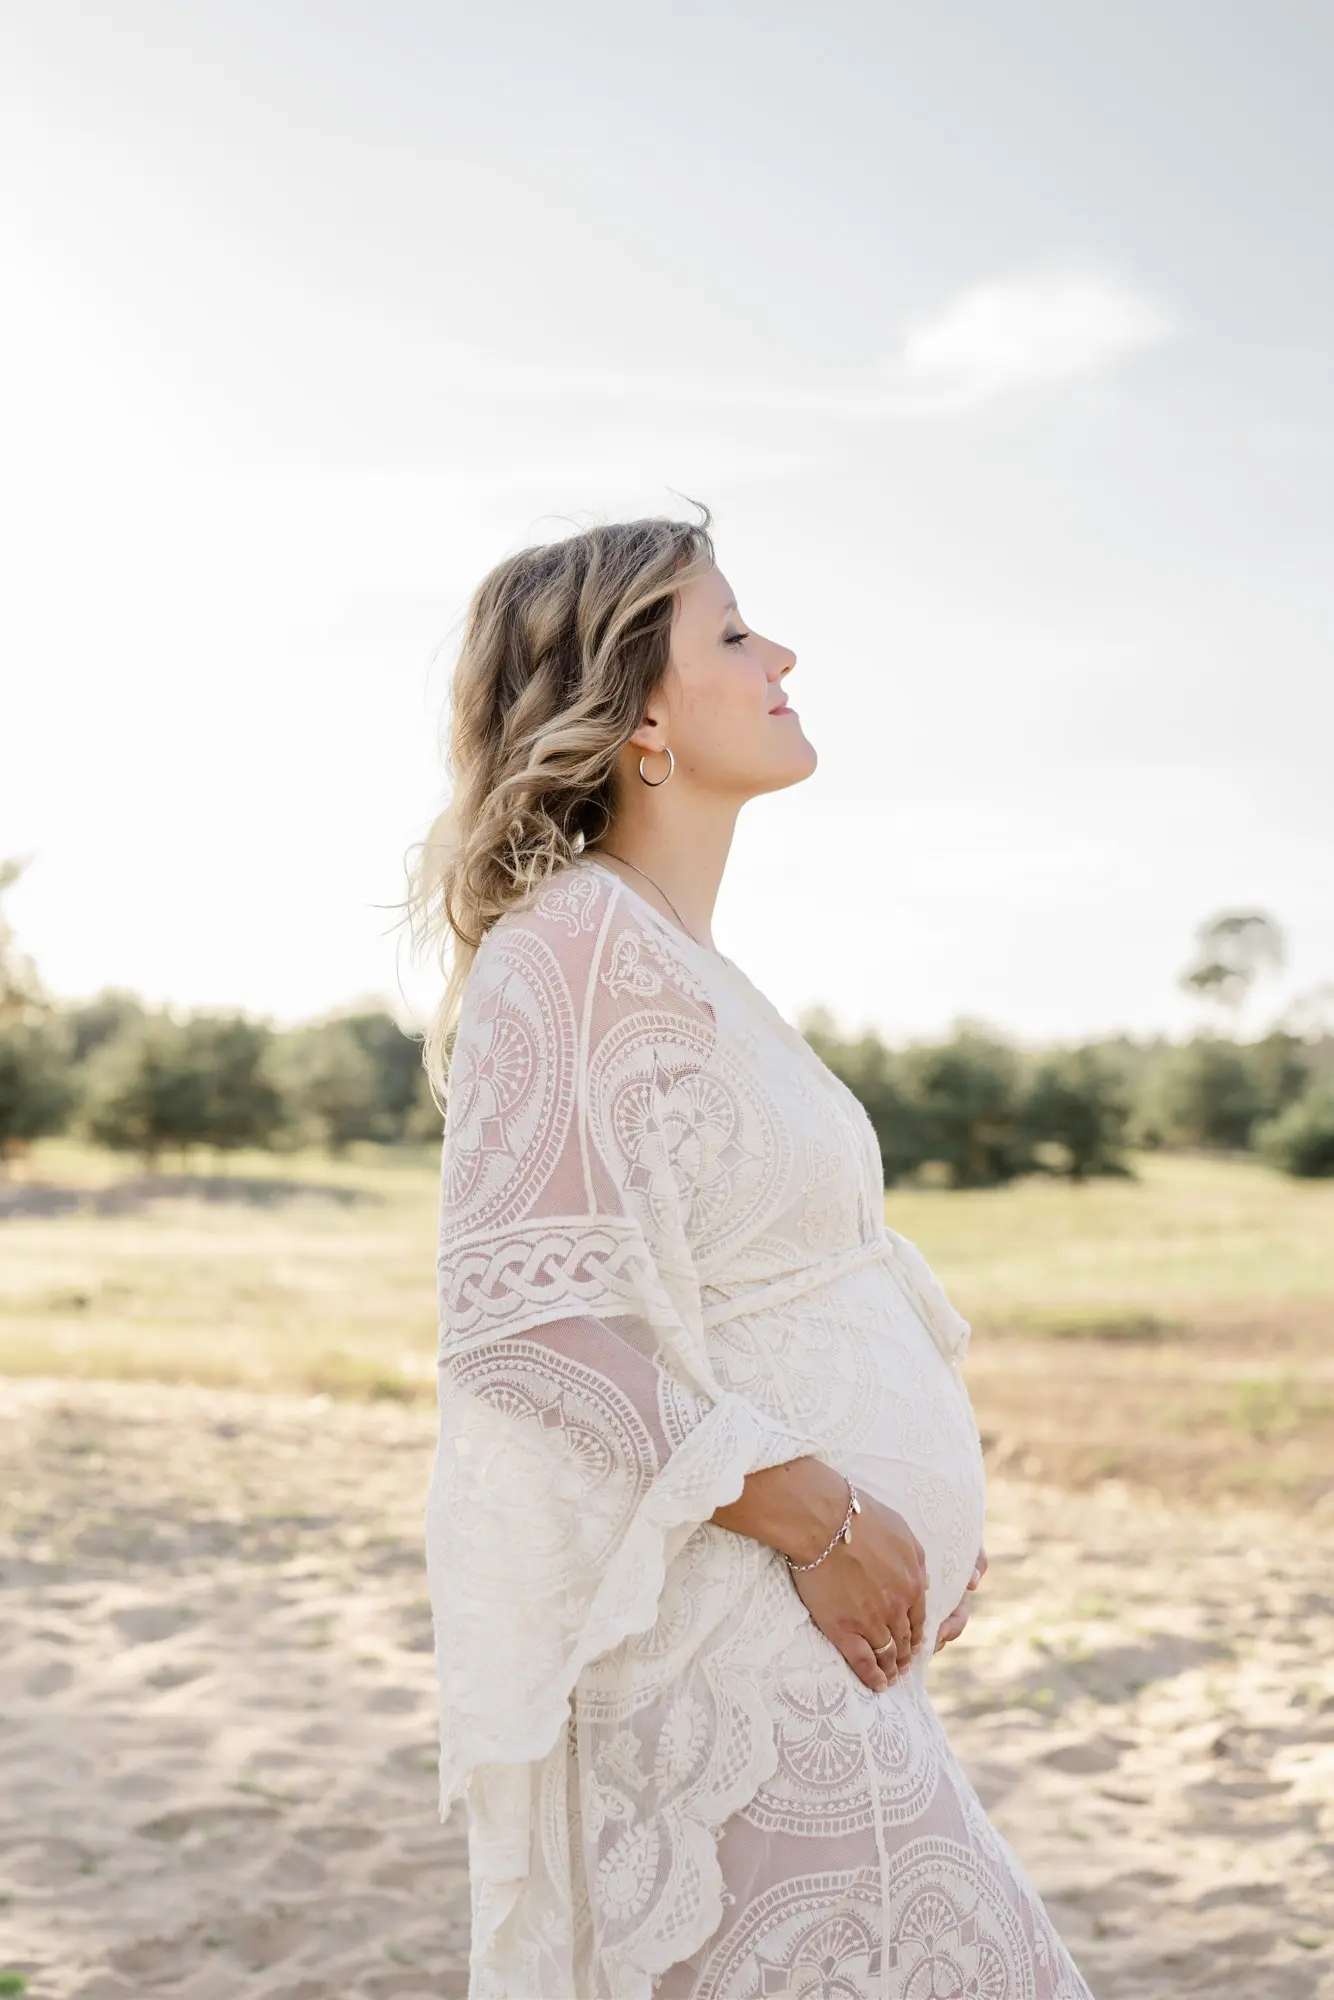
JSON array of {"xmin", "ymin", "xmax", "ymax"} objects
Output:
[
  {"xmin": 934, "ymin": 1543, "xmax": 987, "ymax": 1655},
  {"xmin": 789, "ymin": 1491, "xmax": 929, "ymax": 1694}
]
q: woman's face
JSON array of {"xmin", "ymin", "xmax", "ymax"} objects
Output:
[{"xmin": 643, "ymin": 563, "xmax": 817, "ymax": 798}]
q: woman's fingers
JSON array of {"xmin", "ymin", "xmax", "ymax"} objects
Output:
[
  {"xmin": 907, "ymin": 1587, "xmax": 928, "ymax": 1653},
  {"xmin": 887, "ymin": 1609, "xmax": 914, "ymax": 1675},
  {"xmin": 842, "ymin": 1633, "xmax": 892, "ymax": 1695},
  {"xmin": 934, "ymin": 1592, "xmax": 973, "ymax": 1653},
  {"xmin": 933, "ymin": 1611, "xmax": 961, "ymax": 1653},
  {"xmin": 968, "ymin": 1544, "xmax": 988, "ymax": 1589}
]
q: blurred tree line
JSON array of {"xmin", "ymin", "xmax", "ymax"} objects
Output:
[
  {"xmin": 800, "ymin": 1014, "xmax": 1333, "ymax": 1185},
  {"xmin": 1, "ymin": 865, "xmax": 1332, "ymax": 1181},
  {"xmin": 0, "ymin": 992, "xmax": 444, "ymax": 1167},
  {"xmin": 3, "ymin": 996, "xmax": 1330, "ymax": 1184},
  {"xmin": 0, "ymin": 860, "xmax": 442, "ymax": 1167},
  {"xmin": 798, "ymin": 908, "xmax": 1334, "ymax": 1185}
]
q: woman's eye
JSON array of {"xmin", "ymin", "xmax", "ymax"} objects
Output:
[{"xmin": 724, "ymin": 630, "xmax": 750, "ymax": 646}]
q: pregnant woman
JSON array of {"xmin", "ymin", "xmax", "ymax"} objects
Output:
[{"xmin": 415, "ymin": 512, "xmax": 1094, "ymax": 1999}]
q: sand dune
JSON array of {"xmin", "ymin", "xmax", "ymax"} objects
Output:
[{"xmin": 2, "ymin": 1377, "xmax": 1333, "ymax": 1998}]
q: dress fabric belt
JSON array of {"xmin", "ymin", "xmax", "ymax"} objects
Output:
[{"xmin": 698, "ymin": 1230, "xmax": 970, "ymax": 1371}]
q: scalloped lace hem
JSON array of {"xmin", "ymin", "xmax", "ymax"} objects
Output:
[
  {"xmin": 602, "ymin": 1555, "xmax": 811, "ymax": 1995},
  {"xmin": 440, "ymin": 1392, "xmax": 816, "ymax": 1997}
]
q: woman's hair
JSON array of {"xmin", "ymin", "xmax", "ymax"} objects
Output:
[{"xmin": 408, "ymin": 508, "xmax": 715, "ymax": 1099}]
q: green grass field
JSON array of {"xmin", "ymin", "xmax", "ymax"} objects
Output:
[
  {"xmin": 2, "ymin": 1142, "xmax": 1332, "ymax": 1505},
  {"xmin": 889, "ymin": 1151, "xmax": 1334, "ymax": 1330}
]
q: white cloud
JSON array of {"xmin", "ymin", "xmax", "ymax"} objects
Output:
[
  {"xmin": 887, "ymin": 266, "xmax": 1179, "ymax": 411},
  {"xmin": 432, "ymin": 266, "xmax": 1177, "ymax": 423}
]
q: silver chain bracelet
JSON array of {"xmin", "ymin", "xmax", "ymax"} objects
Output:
[{"xmin": 785, "ymin": 1477, "xmax": 862, "ymax": 1573}]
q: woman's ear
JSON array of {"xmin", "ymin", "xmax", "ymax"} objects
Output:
[{"xmin": 627, "ymin": 716, "xmax": 668, "ymax": 755}]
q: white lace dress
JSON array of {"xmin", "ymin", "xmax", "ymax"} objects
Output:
[{"xmin": 426, "ymin": 857, "xmax": 1094, "ymax": 2000}]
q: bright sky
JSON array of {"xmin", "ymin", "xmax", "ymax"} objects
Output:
[{"xmin": 2, "ymin": 1, "xmax": 1331, "ymax": 1044}]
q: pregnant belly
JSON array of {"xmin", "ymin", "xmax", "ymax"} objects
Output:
[
  {"xmin": 707, "ymin": 1268, "xmax": 988, "ymax": 1646},
  {"xmin": 839, "ymin": 1317, "xmax": 987, "ymax": 1650}
]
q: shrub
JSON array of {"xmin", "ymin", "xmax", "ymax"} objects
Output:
[{"xmin": 1256, "ymin": 1083, "xmax": 1334, "ymax": 1178}]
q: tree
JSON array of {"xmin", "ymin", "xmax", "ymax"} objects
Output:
[
  {"xmin": 1023, "ymin": 1046, "xmax": 1133, "ymax": 1181},
  {"xmin": 803, "ymin": 1019, "xmax": 1139, "ymax": 1189},
  {"xmin": 800, "ymin": 1010, "xmax": 929, "ymax": 1186},
  {"xmin": 270, "ymin": 1009, "xmax": 435, "ymax": 1153},
  {"xmin": 271, "ymin": 1019, "xmax": 387, "ymax": 1153},
  {"xmin": 340, "ymin": 1010, "xmax": 429, "ymax": 1138},
  {"xmin": 0, "ymin": 857, "xmax": 45, "ymax": 1023},
  {"xmin": 403, "ymin": 1061, "xmax": 445, "ymax": 1143},
  {"xmin": 64, "ymin": 989, "xmax": 147, "ymax": 1064},
  {"xmin": 0, "ymin": 1018, "xmax": 78, "ymax": 1166},
  {"xmin": 181, "ymin": 1015, "xmax": 285, "ymax": 1154},
  {"xmin": 901, "ymin": 1031, "xmax": 1031, "ymax": 1189},
  {"xmin": 1244, "ymin": 1032, "xmax": 1312, "ymax": 1126},
  {"xmin": 85, "ymin": 1017, "xmax": 205, "ymax": 1164},
  {"xmin": 1180, "ymin": 910, "xmax": 1284, "ymax": 1025},
  {"xmin": 84, "ymin": 1012, "xmax": 284, "ymax": 1164},
  {"xmin": 0, "ymin": 859, "xmax": 77, "ymax": 1165},
  {"xmin": 1156, "ymin": 1037, "xmax": 1264, "ymax": 1150}
]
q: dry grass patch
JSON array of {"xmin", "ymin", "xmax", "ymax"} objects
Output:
[{"xmin": 0, "ymin": 1142, "xmax": 441, "ymax": 1402}]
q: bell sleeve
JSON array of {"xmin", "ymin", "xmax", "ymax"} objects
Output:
[{"xmin": 424, "ymin": 871, "xmax": 811, "ymax": 1818}]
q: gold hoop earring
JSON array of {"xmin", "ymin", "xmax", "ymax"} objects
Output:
[{"xmin": 638, "ymin": 746, "xmax": 674, "ymax": 787}]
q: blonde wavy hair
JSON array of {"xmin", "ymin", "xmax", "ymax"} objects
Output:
[{"xmin": 408, "ymin": 509, "xmax": 715, "ymax": 1099}]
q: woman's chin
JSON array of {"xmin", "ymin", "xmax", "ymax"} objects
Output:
[
  {"xmin": 761, "ymin": 739, "xmax": 818, "ymax": 793},
  {"xmin": 789, "ymin": 734, "xmax": 819, "ymax": 779}
]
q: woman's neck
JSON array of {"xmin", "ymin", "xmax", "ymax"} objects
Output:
[{"xmin": 587, "ymin": 810, "xmax": 736, "ymax": 952}]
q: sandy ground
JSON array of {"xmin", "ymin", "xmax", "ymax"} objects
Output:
[{"xmin": 3, "ymin": 1378, "xmax": 1334, "ymax": 2000}]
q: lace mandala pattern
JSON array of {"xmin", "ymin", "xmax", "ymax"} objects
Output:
[
  {"xmin": 427, "ymin": 861, "xmax": 1094, "ymax": 2000},
  {"xmin": 439, "ymin": 925, "xmax": 577, "ymax": 1234}
]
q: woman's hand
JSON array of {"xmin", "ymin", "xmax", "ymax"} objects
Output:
[
  {"xmin": 789, "ymin": 1492, "xmax": 929, "ymax": 1693},
  {"xmin": 934, "ymin": 1543, "xmax": 987, "ymax": 1655},
  {"xmin": 709, "ymin": 1458, "xmax": 929, "ymax": 1693}
]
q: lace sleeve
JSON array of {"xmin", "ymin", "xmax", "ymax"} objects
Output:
[{"xmin": 425, "ymin": 870, "xmax": 809, "ymax": 1815}]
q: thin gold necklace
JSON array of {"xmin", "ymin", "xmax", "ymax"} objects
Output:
[{"xmin": 589, "ymin": 847, "xmax": 706, "ymax": 950}]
